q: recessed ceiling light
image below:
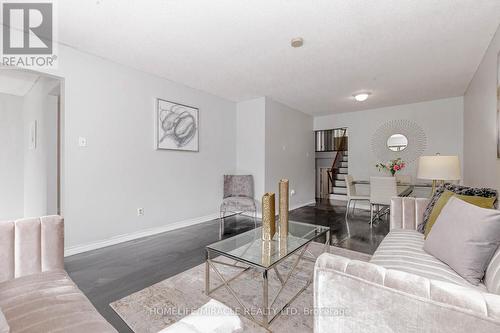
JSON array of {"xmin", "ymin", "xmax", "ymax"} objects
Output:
[
  {"xmin": 353, "ymin": 92, "xmax": 371, "ymax": 102},
  {"xmin": 291, "ymin": 37, "xmax": 304, "ymax": 48}
]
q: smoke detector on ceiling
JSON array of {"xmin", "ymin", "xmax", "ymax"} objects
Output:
[{"xmin": 291, "ymin": 37, "xmax": 304, "ymax": 48}]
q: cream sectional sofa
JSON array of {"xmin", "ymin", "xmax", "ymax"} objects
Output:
[
  {"xmin": 314, "ymin": 197, "xmax": 500, "ymax": 333},
  {"xmin": 0, "ymin": 216, "xmax": 117, "ymax": 333}
]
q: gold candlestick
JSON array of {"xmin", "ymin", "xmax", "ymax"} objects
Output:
[
  {"xmin": 262, "ymin": 240, "xmax": 272, "ymax": 267},
  {"xmin": 278, "ymin": 236, "xmax": 288, "ymax": 258},
  {"xmin": 279, "ymin": 179, "xmax": 289, "ymax": 239},
  {"xmin": 261, "ymin": 192, "xmax": 276, "ymax": 241}
]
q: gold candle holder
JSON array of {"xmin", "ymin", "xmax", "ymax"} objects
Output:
[
  {"xmin": 278, "ymin": 236, "xmax": 288, "ymax": 258},
  {"xmin": 261, "ymin": 240, "xmax": 272, "ymax": 267},
  {"xmin": 261, "ymin": 192, "xmax": 276, "ymax": 241},
  {"xmin": 279, "ymin": 179, "xmax": 289, "ymax": 239}
]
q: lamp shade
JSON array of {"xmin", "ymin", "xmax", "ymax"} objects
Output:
[{"xmin": 417, "ymin": 155, "xmax": 461, "ymax": 181}]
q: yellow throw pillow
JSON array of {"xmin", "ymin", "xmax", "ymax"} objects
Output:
[{"xmin": 424, "ymin": 190, "xmax": 496, "ymax": 238}]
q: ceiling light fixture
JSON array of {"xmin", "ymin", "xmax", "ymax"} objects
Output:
[
  {"xmin": 353, "ymin": 92, "xmax": 371, "ymax": 102},
  {"xmin": 291, "ymin": 37, "xmax": 304, "ymax": 48}
]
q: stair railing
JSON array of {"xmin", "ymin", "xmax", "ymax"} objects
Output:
[{"xmin": 327, "ymin": 128, "xmax": 348, "ymax": 195}]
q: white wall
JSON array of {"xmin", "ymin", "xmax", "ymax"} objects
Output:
[
  {"xmin": 236, "ymin": 97, "xmax": 266, "ymax": 200},
  {"xmin": 0, "ymin": 93, "xmax": 24, "ymax": 219},
  {"xmin": 265, "ymin": 98, "xmax": 315, "ymax": 210},
  {"xmin": 235, "ymin": 97, "xmax": 315, "ymax": 211},
  {"xmin": 463, "ymin": 26, "xmax": 500, "ymax": 192},
  {"xmin": 314, "ymin": 97, "xmax": 464, "ymax": 182},
  {"xmin": 23, "ymin": 78, "xmax": 59, "ymax": 217},
  {"xmin": 45, "ymin": 95, "xmax": 58, "ymax": 215},
  {"xmin": 14, "ymin": 40, "xmax": 468, "ymax": 251},
  {"xmin": 40, "ymin": 45, "xmax": 237, "ymax": 249}
]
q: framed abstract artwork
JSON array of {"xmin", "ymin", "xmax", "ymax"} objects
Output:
[{"xmin": 156, "ymin": 98, "xmax": 199, "ymax": 151}]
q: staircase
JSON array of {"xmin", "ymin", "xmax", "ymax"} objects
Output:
[
  {"xmin": 323, "ymin": 126, "xmax": 348, "ymax": 201},
  {"xmin": 330, "ymin": 152, "xmax": 348, "ymax": 200},
  {"xmin": 316, "ymin": 127, "xmax": 348, "ymax": 200}
]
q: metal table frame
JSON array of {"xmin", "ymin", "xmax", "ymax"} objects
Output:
[{"xmin": 205, "ymin": 227, "xmax": 330, "ymax": 331}]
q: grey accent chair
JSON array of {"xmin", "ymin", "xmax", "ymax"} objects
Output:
[{"xmin": 220, "ymin": 175, "xmax": 257, "ymax": 238}]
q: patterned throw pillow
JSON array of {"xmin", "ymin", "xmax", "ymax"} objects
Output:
[{"xmin": 417, "ymin": 183, "xmax": 498, "ymax": 233}]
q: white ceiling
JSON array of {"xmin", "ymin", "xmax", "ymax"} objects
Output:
[
  {"xmin": 57, "ymin": 0, "xmax": 500, "ymax": 115},
  {"xmin": 0, "ymin": 69, "xmax": 39, "ymax": 96}
]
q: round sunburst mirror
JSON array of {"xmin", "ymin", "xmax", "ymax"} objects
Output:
[
  {"xmin": 387, "ymin": 134, "xmax": 408, "ymax": 152},
  {"xmin": 371, "ymin": 120, "xmax": 427, "ymax": 163}
]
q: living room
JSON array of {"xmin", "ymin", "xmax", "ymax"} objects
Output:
[{"xmin": 1, "ymin": 1, "xmax": 500, "ymax": 333}]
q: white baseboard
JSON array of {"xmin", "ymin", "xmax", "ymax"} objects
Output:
[
  {"xmin": 64, "ymin": 212, "xmax": 220, "ymax": 257},
  {"xmin": 292, "ymin": 200, "xmax": 317, "ymax": 210},
  {"xmin": 65, "ymin": 201, "xmax": 318, "ymax": 257}
]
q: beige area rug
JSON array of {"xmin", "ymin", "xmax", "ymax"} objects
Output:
[{"xmin": 110, "ymin": 244, "xmax": 371, "ymax": 333}]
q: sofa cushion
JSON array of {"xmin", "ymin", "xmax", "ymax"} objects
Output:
[
  {"xmin": 158, "ymin": 299, "xmax": 242, "ymax": 333},
  {"xmin": 0, "ymin": 308, "xmax": 8, "ymax": 333},
  {"xmin": 0, "ymin": 270, "xmax": 116, "ymax": 333},
  {"xmin": 424, "ymin": 197, "xmax": 500, "ymax": 285},
  {"xmin": 418, "ymin": 183, "xmax": 497, "ymax": 233},
  {"xmin": 370, "ymin": 229, "xmax": 486, "ymax": 290},
  {"xmin": 315, "ymin": 253, "xmax": 500, "ymax": 333},
  {"xmin": 485, "ymin": 247, "xmax": 500, "ymax": 294}
]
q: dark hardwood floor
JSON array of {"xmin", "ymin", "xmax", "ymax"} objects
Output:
[
  {"xmin": 65, "ymin": 199, "xmax": 389, "ymax": 332},
  {"xmin": 289, "ymin": 199, "xmax": 389, "ymax": 254}
]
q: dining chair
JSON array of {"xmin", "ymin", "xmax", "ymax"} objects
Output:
[
  {"xmin": 395, "ymin": 174, "xmax": 412, "ymax": 185},
  {"xmin": 345, "ymin": 175, "xmax": 370, "ymax": 221},
  {"xmin": 369, "ymin": 176, "xmax": 398, "ymax": 227}
]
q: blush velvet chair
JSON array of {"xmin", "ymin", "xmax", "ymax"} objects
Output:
[
  {"xmin": 219, "ymin": 175, "xmax": 257, "ymax": 238},
  {"xmin": 0, "ymin": 216, "xmax": 117, "ymax": 333}
]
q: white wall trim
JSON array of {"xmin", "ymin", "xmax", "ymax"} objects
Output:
[
  {"xmin": 64, "ymin": 212, "xmax": 219, "ymax": 257},
  {"xmin": 64, "ymin": 200, "xmax": 317, "ymax": 257},
  {"xmin": 294, "ymin": 200, "xmax": 316, "ymax": 207}
]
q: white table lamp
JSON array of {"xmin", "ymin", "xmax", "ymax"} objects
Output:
[{"xmin": 417, "ymin": 154, "xmax": 461, "ymax": 194}]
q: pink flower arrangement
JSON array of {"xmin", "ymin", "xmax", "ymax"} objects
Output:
[{"xmin": 376, "ymin": 158, "xmax": 406, "ymax": 176}]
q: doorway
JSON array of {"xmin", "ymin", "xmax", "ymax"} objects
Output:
[{"xmin": 0, "ymin": 68, "xmax": 64, "ymax": 220}]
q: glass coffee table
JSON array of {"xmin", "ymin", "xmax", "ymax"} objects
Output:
[{"xmin": 205, "ymin": 221, "xmax": 330, "ymax": 330}]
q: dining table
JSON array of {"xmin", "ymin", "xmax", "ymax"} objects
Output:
[
  {"xmin": 352, "ymin": 180, "xmax": 433, "ymax": 198},
  {"xmin": 350, "ymin": 180, "xmax": 433, "ymax": 224}
]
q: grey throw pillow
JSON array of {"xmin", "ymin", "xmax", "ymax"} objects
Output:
[
  {"xmin": 424, "ymin": 197, "xmax": 500, "ymax": 285},
  {"xmin": 418, "ymin": 183, "xmax": 497, "ymax": 233}
]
